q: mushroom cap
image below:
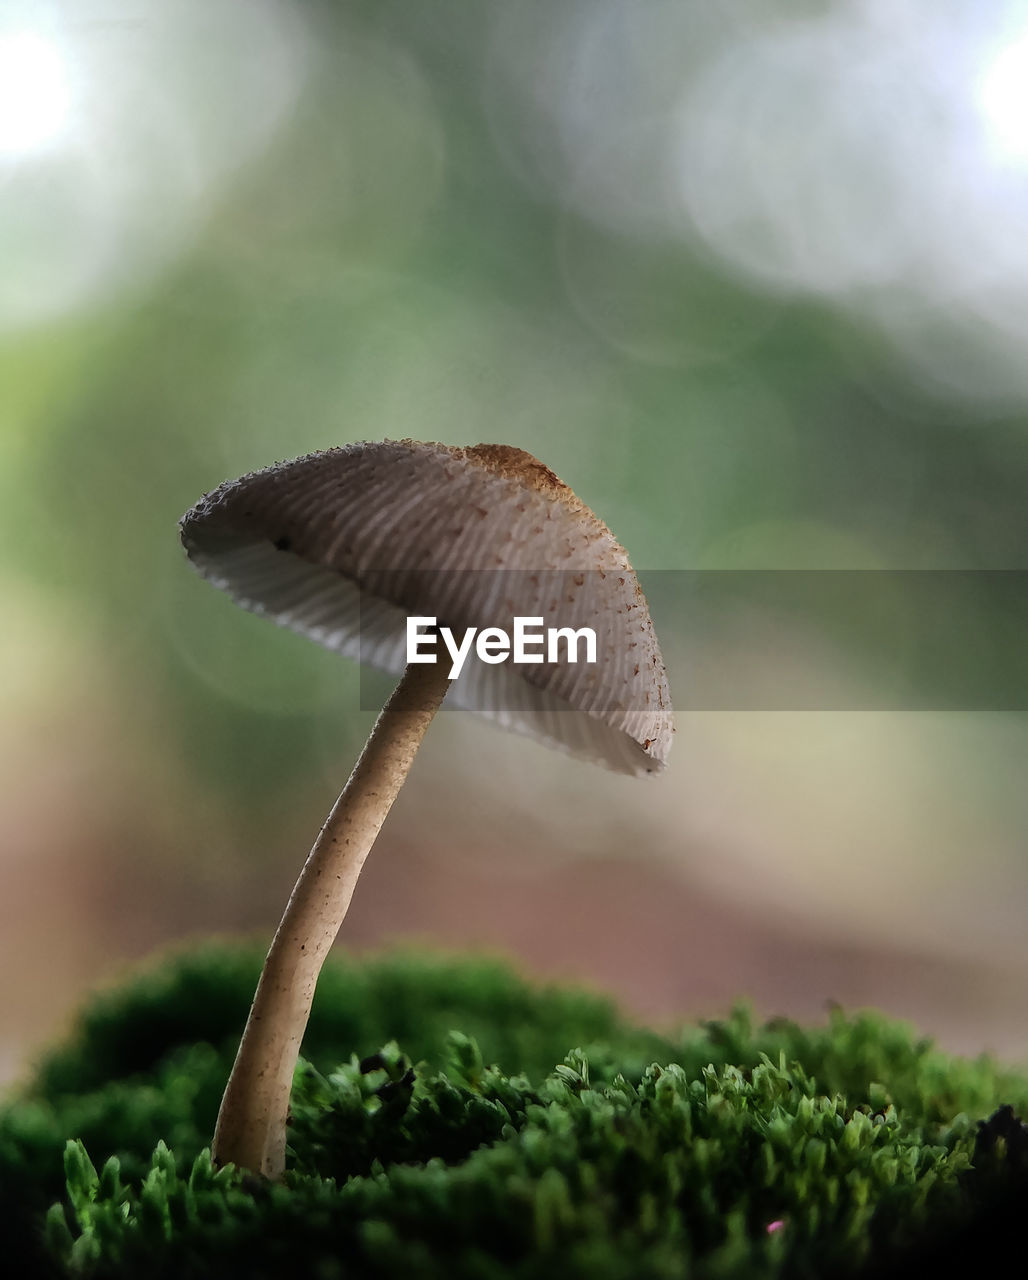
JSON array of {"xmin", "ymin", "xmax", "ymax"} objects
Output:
[{"xmin": 180, "ymin": 441, "xmax": 673, "ymax": 774}]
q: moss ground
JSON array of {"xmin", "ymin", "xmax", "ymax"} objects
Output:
[{"xmin": 2, "ymin": 945, "xmax": 1026, "ymax": 1278}]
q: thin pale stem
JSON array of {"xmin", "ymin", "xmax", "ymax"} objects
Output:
[{"xmin": 212, "ymin": 658, "xmax": 451, "ymax": 1179}]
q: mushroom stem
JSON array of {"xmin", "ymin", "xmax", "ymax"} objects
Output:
[{"xmin": 211, "ymin": 657, "xmax": 451, "ymax": 1179}]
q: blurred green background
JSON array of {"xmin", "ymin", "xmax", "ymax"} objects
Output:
[{"xmin": 2, "ymin": 0, "xmax": 1027, "ymax": 1084}]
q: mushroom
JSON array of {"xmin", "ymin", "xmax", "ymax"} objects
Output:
[{"xmin": 179, "ymin": 439, "xmax": 672, "ymax": 1179}]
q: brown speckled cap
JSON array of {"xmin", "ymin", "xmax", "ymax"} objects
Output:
[{"xmin": 180, "ymin": 440, "xmax": 673, "ymax": 774}]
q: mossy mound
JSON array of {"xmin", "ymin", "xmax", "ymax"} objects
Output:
[{"xmin": 2, "ymin": 945, "xmax": 1026, "ymax": 1278}]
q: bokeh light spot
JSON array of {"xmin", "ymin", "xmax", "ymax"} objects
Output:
[
  {"xmin": 0, "ymin": 32, "xmax": 70, "ymax": 156},
  {"xmin": 978, "ymin": 33, "xmax": 1028, "ymax": 163}
]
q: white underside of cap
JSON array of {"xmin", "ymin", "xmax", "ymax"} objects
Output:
[{"xmin": 186, "ymin": 538, "xmax": 668, "ymax": 776}]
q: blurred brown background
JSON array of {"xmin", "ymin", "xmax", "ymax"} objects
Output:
[{"xmin": 2, "ymin": 0, "xmax": 1027, "ymax": 1086}]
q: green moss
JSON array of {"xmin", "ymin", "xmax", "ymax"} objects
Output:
[{"xmin": 3, "ymin": 945, "xmax": 1026, "ymax": 1278}]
